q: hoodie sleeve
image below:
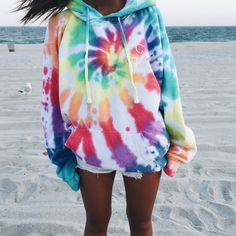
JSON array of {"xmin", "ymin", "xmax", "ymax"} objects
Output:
[
  {"xmin": 150, "ymin": 7, "xmax": 197, "ymax": 177},
  {"xmin": 41, "ymin": 16, "xmax": 80, "ymax": 191}
]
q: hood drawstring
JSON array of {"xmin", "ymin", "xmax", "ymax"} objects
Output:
[
  {"xmin": 84, "ymin": 8, "xmax": 140, "ymax": 104},
  {"xmin": 117, "ymin": 16, "xmax": 140, "ymax": 104},
  {"xmin": 85, "ymin": 7, "xmax": 93, "ymax": 104}
]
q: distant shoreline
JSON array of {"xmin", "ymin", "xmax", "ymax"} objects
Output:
[{"xmin": 1, "ymin": 26, "xmax": 236, "ymax": 44}]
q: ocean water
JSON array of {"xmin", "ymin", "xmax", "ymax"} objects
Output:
[{"xmin": 0, "ymin": 26, "xmax": 236, "ymax": 44}]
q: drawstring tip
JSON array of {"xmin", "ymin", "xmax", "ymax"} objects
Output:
[
  {"xmin": 133, "ymin": 97, "xmax": 140, "ymax": 104},
  {"xmin": 87, "ymin": 97, "xmax": 93, "ymax": 104},
  {"xmin": 133, "ymin": 89, "xmax": 140, "ymax": 104}
]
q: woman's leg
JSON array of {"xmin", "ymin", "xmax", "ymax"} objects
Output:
[
  {"xmin": 77, "ymin": 168, "xmax": 116, "ymax": 236},
  {"xmin": 122, "ymin": 170, "xmax": 162, "ymax": 236}
]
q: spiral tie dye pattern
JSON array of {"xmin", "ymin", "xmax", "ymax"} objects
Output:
[{"xmin": 83, "ymin": 6, "xmax": 140, "ymax": 104}]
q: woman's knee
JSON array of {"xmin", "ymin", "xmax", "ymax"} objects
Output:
[
  {"xmin": 86, "ymin": 213, "xmax": 111, "ymax": 233},
  {"xmin": 127, "ymin": 214, "xmax": 152, "ymax": 233},
  {"xmin": 84, "ymin": 196, "xmax": 112, "ymax": 231},
  {"xmin": 87, "ymin": 206, "xmax": 112, "ymax": 223},
  {"xmin": 126, "ymin": 206, "xmax": 153, "ymax": 230}
]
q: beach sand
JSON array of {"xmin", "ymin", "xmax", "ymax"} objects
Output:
[{"xmin": 0, "ymin": 42, "xmax": 236, "ymax": 236}]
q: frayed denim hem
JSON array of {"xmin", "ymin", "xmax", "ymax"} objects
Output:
[{"xmin": 75, "ymin": 164, "xmax": 144, "ymax": 179}]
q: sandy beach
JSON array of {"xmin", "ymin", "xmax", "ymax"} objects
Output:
[{"xmin": 0, "ymin": 42, "xmax": 236, "ymax": 236}]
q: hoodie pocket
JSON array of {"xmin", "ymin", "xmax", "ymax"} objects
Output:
[{"xmin": 139, "ymin": 129, "xmax": 170, "ymax": 163}]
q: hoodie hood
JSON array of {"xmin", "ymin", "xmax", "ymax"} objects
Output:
[{"xmin": 68, "ymin": 0, "xmax": 156, "ymax": 21}]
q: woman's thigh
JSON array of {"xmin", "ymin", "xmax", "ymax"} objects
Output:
[
  {"xmin": 77, "ymin": 168, "xmax": 116, "ymax": 222},
  {"xmin": 122, "ymin": 170, "xmax": 162, "ymax": 222}
]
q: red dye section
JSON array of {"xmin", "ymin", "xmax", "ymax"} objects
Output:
[
  {"xmin": 42, "ymin": 79, "xmax": 51, "ymax": 95},
  {"xmin": 128, "ymin": 103, "xmax": 155, "ymax": 133},
  {"xmin": 81, "ymin": 126, "xmax": 97, "ymax": 158},
  {"xmin": 131, "ymin": 39, "xmax": 147, "ymax": 57},
  {"xmin": 136, "ymin": 44, "xmax": 145, "ymax": 54},
  {"xmin": 43, "ymin": 66, "xmax": 48, "ymax": 75},
  {"xmin": 99, "ymin": 117, "xmax": 123, "ymax": 149},
  {"xmin": 65, "ymin": 123, "xmax": 97, "ymax": 160},
  {"xmin": 65, "ymin": 127, "xmax": 83, "ymax": 152},
  {"xmin": 126, "ymin": 126, "xmax": 130, "ymax": 132},
  {"xmin": 42, "ymin": 67, "xmax": 59, "ymax": 104},
  {"xmin": 145, "ymin": 73, "xmax": 161, "ymax": 93},
  {"xmin": 50, "ymin": 68, "xmax": 59, "ymax": 105},
  {"xmin": 163, "ymin": 165, "xmax": 175, "ymax": 177}
]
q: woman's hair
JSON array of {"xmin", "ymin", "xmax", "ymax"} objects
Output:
[{"xmin": 15, "ymin": 0, "xmax": 70, "ymax": 24}]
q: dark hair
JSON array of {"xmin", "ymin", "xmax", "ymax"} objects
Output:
[{"xmin": 14, "ymin": 0, "xmax": 70, "ymax": 24}]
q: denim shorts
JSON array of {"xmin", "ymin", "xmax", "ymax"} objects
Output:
[{"xmin": 75, "ymin": 154, "xmax": 167, "ymax": 180}]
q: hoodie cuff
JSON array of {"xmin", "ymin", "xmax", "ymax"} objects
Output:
[
  {"xmin": 47, "ymin": 146, "xmax": 80, "ymax": 192},
  {"xmin": 163, "ymin": 156, "xmax": 183, "ymax": 177},
  {"xmin": 56, "ymin": 160, "xmax": 80, "ymax": 192}
]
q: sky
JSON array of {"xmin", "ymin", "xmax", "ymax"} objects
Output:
[{"xmin": 0, "ymin": 0, "xmax": 236, "ymax": 26}]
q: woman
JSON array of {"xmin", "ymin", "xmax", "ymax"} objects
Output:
[{"xmin": 16, "ymin": 0, "xmax": 197, "ymax": 235}]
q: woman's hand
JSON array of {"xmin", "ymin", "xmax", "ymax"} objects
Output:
[{"xmin": 163, "ymin": 157, "xmax": 182, "ymax": 177}]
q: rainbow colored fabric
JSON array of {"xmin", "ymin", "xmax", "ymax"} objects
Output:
[{"xmin": 41, "ymin": 0, "xmax": 197, "ymax": 192}]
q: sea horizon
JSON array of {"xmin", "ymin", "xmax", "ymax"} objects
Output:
[{"xmin": 1, "ymin": 25, "xmax": 236, "ymax": 44}]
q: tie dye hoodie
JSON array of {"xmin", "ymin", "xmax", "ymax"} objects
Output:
[{"xmin": 41, "ymin": 0, "xmax": 197, "ymax": 192}]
